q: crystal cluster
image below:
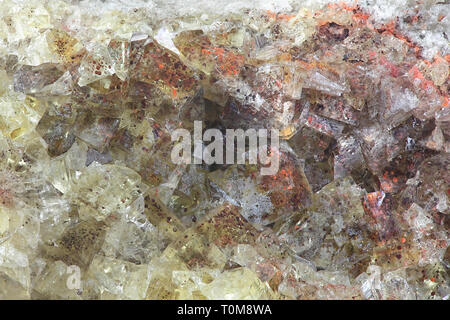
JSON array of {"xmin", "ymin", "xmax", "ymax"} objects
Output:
[{"xmin": 0, "ymin": 0, "xmax": 448, "ymax": 300}]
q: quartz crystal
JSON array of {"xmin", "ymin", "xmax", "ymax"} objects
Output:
[{"xmin": 0, "ymin": 0, "xmax": 448, "ymax": 300}]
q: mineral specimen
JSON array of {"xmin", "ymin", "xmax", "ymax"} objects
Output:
[{"xmin": 0, "ymin": 0, "xmax": 448, "ymax": 300}]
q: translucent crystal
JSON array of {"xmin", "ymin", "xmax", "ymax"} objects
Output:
[
  {"xmin": 13, "ymin": 63, "xmax": 64, "ymax": 95},
  {"xmin": 200, "ymin": 267, "xmax": 278, "ymax": 300},
  {"xmin": 87, "ymin": 255, "xmax": 151, "ymax": 300},
  {"xmin": 68, "ymin": 163, "xmax": 148, "ymax": 221},
  {"xmin": 0, "ymin": 0, "xmax": 448, "ymax": 301},
  {"xmin": 279, "ymin": 177, "xmax": 372, "ymax": 274},
  {"xmin": 41, "ymin": 218, "xmax": 107, "ymax": 270}
]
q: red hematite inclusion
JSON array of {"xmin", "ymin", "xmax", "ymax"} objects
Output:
[{"xmin": 0, "ymin": 0, "xmax": 448, "ymax": 300}]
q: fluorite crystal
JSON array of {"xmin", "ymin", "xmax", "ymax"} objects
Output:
[{"xmin": 0, "ymin": 0, "xmax": 448, "ymax": 300}]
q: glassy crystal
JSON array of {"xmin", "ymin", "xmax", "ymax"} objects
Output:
[{"xmin": 0, "ymin": 0, "xmax": 448, "ymax": 301}]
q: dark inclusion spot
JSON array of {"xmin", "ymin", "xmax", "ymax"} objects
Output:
[{"xmin": 319, "ymin": 22, "xmax": 350, "ymax": 41}]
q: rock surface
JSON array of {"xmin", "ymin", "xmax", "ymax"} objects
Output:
[{"xmin": 0, "ymin": 0, "xmax": 448, "ymax": 300}]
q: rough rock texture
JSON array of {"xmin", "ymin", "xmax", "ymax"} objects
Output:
[{"xmin": 0, "ymin": 0, "xmax": 448, "ymax": 300}]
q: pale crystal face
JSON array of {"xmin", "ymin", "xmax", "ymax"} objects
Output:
[{"xmin": 0, "ymin": 0, "xmax": 448, "ymax": 300}]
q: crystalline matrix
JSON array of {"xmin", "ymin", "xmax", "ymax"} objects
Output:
[{"xmin": 0, "ymin": 0, "xmax": 448, "ymax": 300}]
